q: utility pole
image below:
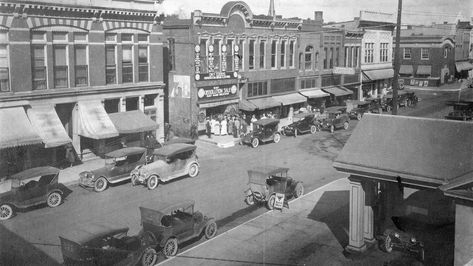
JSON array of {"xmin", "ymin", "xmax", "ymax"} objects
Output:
[{"xmin": 392, "ymin": 0, "xmax": 402, "ymax": 115}]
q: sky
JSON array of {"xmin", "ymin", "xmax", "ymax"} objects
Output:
[{"xmin": 157, "ymin": 0, "xmax": 473, "ymax": 25}]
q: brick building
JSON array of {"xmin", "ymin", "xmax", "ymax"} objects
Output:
[{"xmin": 0, "ymin": 0, "xmax": 165, "ymax": 176}]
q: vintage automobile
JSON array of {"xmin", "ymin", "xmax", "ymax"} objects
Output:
[
  {"xmin": 383, "ymin": 91, "xmax": 418, "ymax": 112},
  {"xmin": 79, "ymin": 147, "xmax": 148, "ymax": 192},
  {"xmin": 139, "ymin": 200, "xmax": 217, "ymax": 258},
  {"xmin": 444, "ymin": 100, "xmax": 473, "ymax": 121},
  {"xmin": 0, "ymin": 166, "xmax": 65, "ymax": 220},
  {"xmin": 347, "ymin": 100, "xmax": 375, "ymax": 120},
  {"xmin": 379, "ymin": 227, "xmax": 425, "ymax": 262},
  {"xmin": 240, "ymin": 118, "xmax": 281, "ymax": 148},
  {"xmin": 318, "ymin": 107, "xmax": 350, "ymax": 133},
  {"xmin": 244, "ymin": 166, "xmax": 304, "ymax": 210},
  {"xmin": 59, "ymin": 223, "xmax": 158, "ymax": 266},
  {"xmin": 280, "ymin": 113, "xmax": 319, "ymax": 136},
  {"xmin": 131, "ymin": 143, "xmax": 199, "ymax": 190}
]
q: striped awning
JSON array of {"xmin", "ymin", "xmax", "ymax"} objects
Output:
[
  {"xmin": 362, "ymin": 68, "xmax": 394, "ymax": 81},
  {"xmin": 0, "ymin": 107, "xmax": 43, "ymax": 149},
  {"xmin": 399, "ymin": 65, "xmax": 414, "ymax": 75},
  {"xmin": 27, "ymin": 105, "xmax": 71, "ymax": 148},
  {"xmin": 239, "ymin": 100, "xmax": 258, "ymax": 111},
  {"xmin": 455, "ymin": 61, "xmax": 473, "ymax": 72},
  {"xmin": 299, "ymin": 88, "xmax": 330, "ymax": 99},
  {"xmin": 416, "ymin": 65, "xmax": 432, "ymax": 75},
  {"xmin": 77, "ymin": 101, "xmax": 119, "ymax": 140},
  {"xmin": 108, "ymin": 110, "xmax": 158, "ymax": 134},
  {"xmin": 249, "ymin": 97, "xmax": 282, "ymax": 110},
  {"xmin": 322, "ymin": 86, "xmax": 353, "ymax": 97},
  {"xmin": 271, "ymin": 93, "xmax": 307, "ymax": 106}
]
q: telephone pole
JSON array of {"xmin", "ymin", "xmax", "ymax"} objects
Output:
[{"xmin": 392, "ymin": 0, "xmax": 402, "ymax": 115}]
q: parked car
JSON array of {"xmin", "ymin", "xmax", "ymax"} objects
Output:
[
  {"xmin": 383, "ymin": 91, "xmax": 418, "ymax": 112},
  {"xmin": 130, "ymin": 143, "xmax": 199, "ymax": 190},
  {"xmin": 318, "ymin": 107, "xmax": 350, "ymax": 133},
  {"xmin": 379, "ymin": 227, "xmax": 425, "ymax": 262},
  {"xmin": 59, "ymin": 223, "xmax": 158, "ymax": 266},
  {"xmin": 240, "ymin": 118, "xmax": 281, "ymax": 148},
  {"xmin": 79, "ymin": 147, "xmax": 148, "ymax": 192},
  {"xmin": 0, "ymin": 166, "xmax": 65, "ymax": 220},
  {"xmin": 139, "ymin": 200, "xmax": 217, "ymax": 258},
  {"xmin": 281, "ymin": 113, "xmax": 319, "ymax": 136},
  {"xmin": 244, "ymin": 166, "xmax": 303, "ymax": 210},
  {"xmin": 445, "ymin": 101, "xmax": 473, "ymax": 121},
  {"xmin": 347, "ymin": 100, "xmax": 375, "ymax": 120}
]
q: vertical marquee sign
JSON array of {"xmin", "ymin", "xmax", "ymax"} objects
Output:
[
  {"xmin": 194, "ymin": 43, "xmax": 239, "ymax": 81},
  {"xmin": 194, "ymin": 45, "xmax": 201, "ymax": 81}
]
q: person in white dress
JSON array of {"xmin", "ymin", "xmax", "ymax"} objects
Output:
[
  {"xmin": 213, "ymin": 118, "xmax": 221, "ymax": 136},
  {"xmin": 220, "ymin": 116, "xmax": 228, "ymax": 135}
]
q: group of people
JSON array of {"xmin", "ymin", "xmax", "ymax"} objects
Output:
[{"xmin": 205, "ymin": 114, "xmax": 250, "ymax": 138}]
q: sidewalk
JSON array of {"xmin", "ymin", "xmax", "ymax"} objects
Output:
[
  {"xmin": 157, "ymin": 178, "xmax": 415, "ymax": 266},
  {"xmin": 197, "ymin": 134, "xmax": 240, "ymax": 148},
  {"xmin": 406, "ymin": 80, "xmax": 470, "ymax": 92}
]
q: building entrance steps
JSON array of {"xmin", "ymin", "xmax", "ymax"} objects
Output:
[{"xmin": 197, "ymin": 134, "xmax": 240, "ymax": 148}]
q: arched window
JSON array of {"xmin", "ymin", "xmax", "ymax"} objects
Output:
[{"xmin": 305, "ymin": 46, "xmax": 313, "ymax": 70}]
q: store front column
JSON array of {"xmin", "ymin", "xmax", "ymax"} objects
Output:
[
  {"xmin": 346, "ymin": 175, "xmax": 367, "ymax": 253},
  {"xmin": 138, "ymin": 95, "xmax": 144, "ymax": 111},
  {"xmin": 71, "ymin": 104, "xmax": 81, "ymax": 156},
  {"xmin": 119, "ymin": 97, "xmax": 126, "ymax": 112},
  {"xmin": 363, "ymin": 180, "xmax": 376, "ymax": 243}
]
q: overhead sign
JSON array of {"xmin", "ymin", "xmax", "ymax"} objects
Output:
[
  {"xmin": 333, "ymin": 67, "xmax": 356, "ymax": 75},
  {"xmin": 197, "ymin": 84, "xmax": 238, "ymax": 100},
  {"xmin": 194, "ymin": 43, "xmax": 239, "ymax": 81}
]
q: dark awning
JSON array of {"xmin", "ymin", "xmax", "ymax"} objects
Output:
[
  {"xmin": 198, "ymin": 98, "xmax": 239, "ymax": 109},
  {"xmin": 27, "ymin": 105, "xmax": 71, "ymax": 148},
  {"xmin": 299, "ymin": 88, "xmax": 330, "ymax": 99},
  {"xmin": 333, "ymin": 114, "xmax": 473, "ymax": 188},
  {"xmin": 271, "ymin": 93, "xmax": 307, "ymax": 106},
  {"xmin": 455, "ymin": 61, "xmax": 473, "ymax": 72},
  {"xmin": 108, "ymin": 110, "xmax": 158, "ymax": 134},
  {"xmin": 239, "ymin": 100, "xmax": 258, "ymax": 111},
  {"xmin": 249, "ymin": 97, "xmax": 281, "ymax": 109},
  {"xmin": 362, "ymin": 68, "xmax": 394, "ymax": 81},
  {"xmin": 0, "ymin": 107, "xmax": 43, "ymax": 149},
  {"xmin": 399, "ymin": 65, "xmax": 414, "ymax": 75},
  {"xmin": 322, "ymin": 86, "xmax": 353, "ymax": 97},
  {"xmin": 416, "ymin": 65, "xmax": 432, "ymax": 75}
]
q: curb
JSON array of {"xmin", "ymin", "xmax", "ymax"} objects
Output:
[{"xmin": 156, "ymin": 178, "xmax": 346, "ymax": 266}]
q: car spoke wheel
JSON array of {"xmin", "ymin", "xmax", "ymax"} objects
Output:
[
  {"xmin": 147, "ymin": 175, "xmax": 159, "ymax": 190},
  {"xmin": 188, "ymin": 163, "xmax": 199, "ymax": 177},
  {"xmin": 273, "ymin": 133, "xmax": 281, "ymax": 143},
  {"xmin": 0, "ymin": 204, "xmax": 13, "ymax": 220},
  {"xmin": 162, "ymin": 238, "xmax": 178, "ymax": 258},
  {"xmin": 47, "ymin": 192, "xmax": 62, "ymax": 208},
  {"xmin": 343, "ymin": 122, "xmax": 349, "ymax": 130},
  {"xmin": 251, "ymin": 138, "xmax": 259, "ymax": 148},
  {"xmin": 131, "ymin": 174, "xmax": 138, "ymax": 186},
  {"xmin": 356, "ymin": 113, "xmax": 362, "ymax": 120},
  {"xmin": 94, "ymin": 177, "xmax": 108, "ymax": 192},
  {"xmin": 330, "ymin": 125, "xmax": 334, "ymax": 133},
  {"xmin": 310, "ymin": 125, "xmax": 317, "ymax": 134},
  {"xmin": 141, "ymin": 247, "xmax": 157, "ymax": 266},
  {"xmin": 245, "ymin": 195, "xmax": 255, "ymax": 205},
  {"xmin": 204, "ymin": 222, "xmax": 218, "ymax": 239},
  {"xmin": 381, "ymin": 234, "xmax": 393, "ymax": 253},
  {"xmin": 294, "ymin": 183, "xmax": 304, "ymax": 198},
  {"xmin": 387, "ymin": 105, "xmax": 392, "ymax": 112},
  {"xmin": 267, "ymin": 194, "xmax": 276, "ymax": 210}
]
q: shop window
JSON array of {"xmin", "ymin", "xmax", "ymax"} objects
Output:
[
  {"xmin": 403, "ymin": 48, "xmax": 411, "ymax": 59},
  {"xmin": 305, "ymin": 46, "xmax": 313, "ymax": 70},
  {"xmin": 321, "ymin": 75, "xmax": 334, "ymax": 87},
  {"xmin": 259, "ymin": 40, "xmax": 265, "ymax": 69},
  {"xmin": 32, "ymin": 45, "xmax": 46, "ymax": 90},
  {"xmin": 104, "ymin": 99, "xmax": 120, "ymax": 113},
  {"xmin": 289, "ymin": 40, "xmax": 295, "ymax": 68},
  {"xmin": 122, "ymin": 46, "xmax": 133, "ymax": 83},
  {"xmin": 280, "ymin": 40, "xmax": 286, "ymax": 68},
  {"xmin": 138, "ymin": 46, "xmax": 148, "ymax": 82},
  {"xmin": 301, "ymin": 78, "xmax": 317, "ymax": 89},
  {"xmin": 421, "ymin": 48, "xmax": 429, "ymax": 60},
  {"xmin": 0, "ymin": 33, "xmax": 9, "ymax": 92},
  {"xmin": 53, "ymin": 46, "xmax": 68, "ymax": 88},
  {"xmin": 247, "ymin": 81, "xmax": 268, "ymax": 97},
  {"xmin": 271, "ymin": 40, "xmax": 277, "ymax": 68},
  {"xmin": 74, "ymin": 46, "xmax": 88, "ymax": 86},
  {"xmin": 364, "ymin": 43, "xmax": 374, "ymax": 63},
  {"xmin": 271, "ymin": 78, "xmax": 295, "ymax": 94},
  {"xmin": 126, "ymin": 97, "xmax": 138, "ymax": 111},
  {"xmin": 105, "ymin": 46, "xmax": 116, "ymax": 84},
  {"xmin": 249, "ymin": 39, "xmax": 255, "ymax": 70}
]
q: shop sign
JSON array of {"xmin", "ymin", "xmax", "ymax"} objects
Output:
[
  {"xmin": 194, "ymin": 44, "xmax": 239, "ymax": 81},
  {"xmin": 333, "ymin": 67, "xmax": 356, "ymax": 75},
  {"xmin": 197, "ymin": 84, "xmax": 238, "ymax": 100}
]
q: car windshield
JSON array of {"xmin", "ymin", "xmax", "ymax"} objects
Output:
[{"xmin": 105, "ymin": 156, "xmax": 126, "ymax": 165}]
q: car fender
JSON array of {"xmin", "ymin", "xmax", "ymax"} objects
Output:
[
  {"xmin": 47, "ymin": 188, "xmax": 64, "ymax": 196},
  {"xmin": 201, "ymin": 217, "xmax": 217, "ymax": 234},
  {"xmin": 159, "ymin": 235, "xmax": 177, "ymax": 247}
]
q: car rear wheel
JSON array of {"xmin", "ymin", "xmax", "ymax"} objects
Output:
[
  {"xmin": 266, "ymin": 194, "xmax": 276, "ymax": 210},
  {"xmin": 294, "ymin": 183, "xmax": 304, "ymax": 198},
  {"xmin": 131, "ymin": 174, "xmax": 138, "ymax": 186},
  {"xmin": 204, "ymin": 222, "xmax": 218, "ymax": 239},
  {"xmin": 294, "ymin": 129, "xmax": 298, "ymax": 137},
  {"xmin": 245, "ymin": 195, "xmax": 255, "ymax": 205},
  {"xmin": 147, "ymin": 175, "xmax": 159, "ymax": 190},
  {"xmin": 380, "ymin": 234, "xmax": 393, "ymax": 253},
  {"xmin": 356, "ymin": 113, "xmax": 362, "ymax": 120},
  {"xmin": 188, "ymin": 163, "xmax": 199, "ymax": 177},
  {"xmin": 343, "ymin": 121, "xmax": 349, "ymax": 130},
  {"xmin": 94, "ymin": 177, "xmax": 108, "ymax": 192},
  {"xmin": 47, "ymin": 192, "xmax": 62, "ymax": 208},
  {"xmin": 0, "ymin": 204, "xmax": 13, "ymax": 220},
  {"xmin": 273, "ymin": 133, "xmax": 281, "ymax": 143},
  {"xmin": 330, "ymin": 125, "xmax": 335, "ymax": 133},
  {"xmin": 386, "ymin": 105, "xmax": 392, "ymax": 113},
  {"xmin": 141, "ymin": 247, "xmax": 157, "ymax": 266},
  {"xmin": 310, "ymin": 125, "xmax": 317, "ymax": 134},
  {"xmin": 162, "ymin": 238, "xmax": 178, "ymax": 258},
  {"xmin": 251, "ymin": 138, "xmax": 259, "ymax": 148}
]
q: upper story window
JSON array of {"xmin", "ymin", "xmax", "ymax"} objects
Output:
[
  {"xmin": 52, "ymin": 32, "xmax": 68, "ymax": 42},
  {"xmin": 335, "ymin": 47, "xmax": 339, "ymax": 67},
  {"xmin": 364, "ymin": 43, "xmax": 374, "ymax": 63},
  {"xmin": 138, "ymin": 46, "xmax": 148, "ymax": 82},
  {"xmin": 315, "ymin": 52, "xmax": 319, "ymax": 70},
  {"xmin": 271, "ymin": 40, "xmax": 277, "ymax": 68},
  {"xmin": 225, "ymin": 39, "xmax": 234, "ymax": 72},
  {"xmin": 74, "ymin": 32, "xmax": 87, "ymax": 42},
  {"xmin": 344, "ymin": 47, "xmax": 350, "ymax": 67},
  {"xmin": 31, "ymin": 32, "xmax": 46, "ymax": 42},
  {"xmin": 0, "ymin": 32, "xmax": 9, "ymax": 92},
  {"xmin": 53, "ymin": 46, "xmax": 68, "ymax": 88},
  {"xmin": 444, "ymin": 47, "xmax": 449, "ymax": 58},
  {"xmin": 105, "ymin": 33, "xmax": 117, "ymax": 42},
  {"xmin": 32, "ymin": 45, "xmax": 47, "ymax": 90},
  {"xmin": 122, "ymin": 46, "xmax": 133, "ymax": 83},
  {"xmin": 74, "ymin": 46, "xmax": 87, "ymax": 86},
  {"xmin": 323, "ymin": 48, "xmax": 328, "ymax": 69},
  {"xmin": 121, "ymin": 33, "xmax": 133, "ymax": 42},
  {"xmin": 403, "ymin": 48, "xmax": 411, "ymax": 59},
  {"xmin": 238, "ymin": 39, "xmax": 244, "ymax": 71},
  {"xmin": 247, "ymin": 81, "xmax": 268, "ymax": 97},
  {"xmin": 105, "ymin": 46, "xmax": 116, "ymax": 84},
  {"xmin": 138, "ymin": 34, "xmax": 148, "ymax": 42},
  {"xmin": 305, "ymin": 46, "xmax": 313, "ymax": 70},
  {"xmin": 259, "ymin": 40, "xmax": 265, "ymax": 69},
  {"xmin": 380, "ymin": 43, "xmax": 389, "ymax": 62},
  {"xmin": 289, "ymin": 40, "xmax": 295, "ymax": 68},
  {"xmin": 249, "ymin": 39, "xmax": 255, "ymax": 70},
  {"xmin": 168, "ymin": 38, "xmax": 175, "ymax": 71},
  {"xmin": 280, "ymin": 40, "xmax": 286, "ymax": 68},
  {"xmin": 421, "ymin": 48, "xmax": 429, "ymax": 60}
]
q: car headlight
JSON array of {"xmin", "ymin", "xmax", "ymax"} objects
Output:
[
  {"xmin": 394, "ymin": 232, "xmax": 400, "ymax": 238},
  {"xmin": 410, "ymin": 237, "xmax": 416, "ymax": 243}
]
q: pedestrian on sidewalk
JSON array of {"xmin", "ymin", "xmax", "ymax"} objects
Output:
[
  {"xmin": 234, "ymin": 116, "xmax": 240, "ymax": 138},
  {"xmin": 228, "ymin": 115, "xmax": 234, "ymax": 136},
  {"xmin": 65, "ymin": 143, "xmax": 75, "ymax": 167},
  {"xmin": 220, "ymin": 116, "xmax": 228, "ymax": 136},
  {"xmin": 205, "ymin": 117, "xmax": 212, "ymax": 139}
]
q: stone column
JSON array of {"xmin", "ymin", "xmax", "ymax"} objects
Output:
[
  {"xmin": 363, "ymin": 181, "xmax": 376, "ymax": 243},
  {"xmin": 346, "ymin": 175, "xmax": 367, "ymax": 253},
  {"xmin": 138, "ymin": 95, "xmax": 144, "ymax": 111},
  {"xmin": 71, "ymin": 104, "xmax": 81, "ymax": 158}
]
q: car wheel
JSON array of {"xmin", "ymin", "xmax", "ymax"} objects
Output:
[
  {"xmin": 356, "ymin": 113, "xmax": 362, "ymax": 120},
  {"xmin": 147, "ymin": 175, "xmax": 159, "ymax": 190},
  {"xmin": 245, "ymin": 195, "xmax": 255, "ymax": 205},
  {"xmin": 251, "ymin": 138, "xmax": 259, "ymax": 148},
  {"xmin": 273, "ymin": 133, "xmax": 281, "ymax": 143},
  {"xmin": 94, "ymin": 177, "xmax": 108, "ymax": 192},
  {"xmin": 0, "ymin": 204, "xmax": 14, "ymax": 220},
  {"xmin": 294, "ymin": 183, "xmax": 304, "ymax": 198},
  {"xmin": 141, "ymin": 247, "xmax": 157, "ymax": 266},
  {"xmin": 162, "ymin": 238, "xmax": 178, "ymax": 258},
  {"xmin": 330, "ymin": 125, "xmax": 334, "ymax": 133},
  {"xmin": 266, "ymin": 194, "xmax": 276, "ymax": 210},
  {"xmin": 131, "ymin": 174, "xmax": 138, "ymax": 186},
  {"xmin": 419, "ymin": 247, "xmax": 425, "ymax": 261},
  {"xmin": 204, "ymin": 222, "xmax": 218, "ymax": 239},
  {"xmin": 310, "ymin": 125, "xmax": 317, "ymax": 134},
  {"xmin": 381, "ymin": 234, "xmax": 393, "ymax": 253},
  {"xmin": 343, "ymin": 121, "xmax": 349, "ymax": 130},
  {"xmin": 387, "ymin": 105, "xmax": 392, "ymax": 112},
  {"xmin": 188, "ymin": 163, "xmax": 199, "ymax": 177},
  {"xmin": 47, "ymin": 192, "xmax": 62, "ymax": 208},
  {"xmin": 294, "ymin": 129, "xmax": 298, "ymax": 137}
]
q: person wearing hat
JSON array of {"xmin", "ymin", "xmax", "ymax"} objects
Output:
[{"xmin": 205, "ymin": 117, "xmax": 212, "ymax": 138}]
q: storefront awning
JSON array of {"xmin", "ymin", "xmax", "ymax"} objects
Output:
[
  {"xmin": 198, "ymin": 98, "xmax": 239, "ymax": 109},
  {"xmin": 239, "ymin": 100, "xmax": 258, "ymax": 111},
  {"xmin": 322, "ymin": 86, "xmax": 353, "ymax": 97},
  {"xmin": 271, "ymin": 93, "xmax": 307, "ymax": 106},
  {"xmin": 362, "ymin": 68, "xmax": 394, "ymax": 81},
  {"xmin": 248, "ymin": 97, "xmax": 282, "ymax": 110},
  {"xmin": 0, "ymin": 107, "xmax": 43, "ymax": 149},
  {"xmin": 77, "ymin": 101, "xmax": 119, "ymax": 139},
  {"xmin": 108, "ymin": 110, "xmax": 158, "ymax": 134},
  {"xmin": 416, "ymin": 65, "xmax": 432, "ymax": 75},
  {"xmin": 299, "ymin": 88, "xmax": 330, "ymax": 99},
  {"xmin": 399, "ymin": 65, "xmax": 414, "ymax": 75},
  {"xmin": 27, "ymin": 105, "xmax": 71, "ymax": 148},
  {"xmin": 455, "ymin": 61, "xmax": 473, "ymax": 72}
]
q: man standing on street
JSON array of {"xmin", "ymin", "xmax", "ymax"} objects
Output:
[{"xmin": 205, "ymin": 117, "xmax": 212, "ymax": 138}]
